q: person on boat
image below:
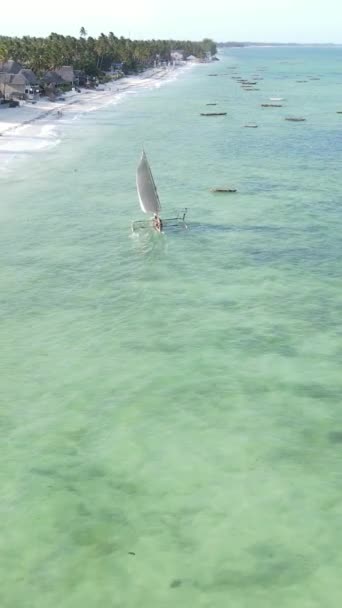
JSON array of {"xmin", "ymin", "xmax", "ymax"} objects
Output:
[{"xmin": 153, "ymin": 214, "xmax": 163, "ymax": 232}]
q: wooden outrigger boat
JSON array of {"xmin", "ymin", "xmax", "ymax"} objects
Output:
[
  {"xmin": 210, "ymin": 187, "xmax": 237, "ymax": 193},
  {"xmin": 200, "ymin": 112, "xmax": 227, "ymax": 116},
  {"xmin": 132, "ymin": 150, "xmax": 188, "ymax": 233}
]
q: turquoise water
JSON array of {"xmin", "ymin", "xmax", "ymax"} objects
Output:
[{"xmin": 1, "ymin": 47, "xmax": 342, "ymax": 607}]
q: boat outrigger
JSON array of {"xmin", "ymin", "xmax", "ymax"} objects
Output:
[{"xmin": 132, "ymin": 150, "xmax": 188, "ymax": 232}]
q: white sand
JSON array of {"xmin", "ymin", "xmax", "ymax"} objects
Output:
[{"xmin": 0, "ymin": 65, "xmax": 191, "ymax": 170}]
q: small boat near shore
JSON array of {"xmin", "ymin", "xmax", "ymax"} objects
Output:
[
  {"xmin": 261, "ymin": 103, "xmax": 283, "ymax": 107},
  {"xmin": 206, "ymin": 103, "xmax": 217, "ymax": 106},
  {"xmin": 201, "ymin": 112, "xmax": 227, "ymax": 116},
  {"xmin": 285, "ymin": 117, "xmax": 306, "ymax": 122},
  {"xmin": 244, "ymin": 123, "xmax": 258, "ymax": 128}
]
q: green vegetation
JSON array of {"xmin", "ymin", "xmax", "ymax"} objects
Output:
[{"xmin": 0, "ymin": 31, "xmax": 217, "ymax": 76}]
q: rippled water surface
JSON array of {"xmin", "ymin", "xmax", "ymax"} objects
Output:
[{"xmin": 1, "ymin": 47, "xmax": 342, "ymax": 607}]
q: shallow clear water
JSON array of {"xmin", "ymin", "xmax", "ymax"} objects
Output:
[{"xmin": 1, "ymin": 47, "xmax": 342, "ymax": 607}]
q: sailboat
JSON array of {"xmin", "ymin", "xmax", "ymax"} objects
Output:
[{"xmin": 132, "ymin": 150, "xmax": 187, "ymax": 232}]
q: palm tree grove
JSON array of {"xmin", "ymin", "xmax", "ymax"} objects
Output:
[{"xmin": 0, "ymin": 30, "xmax": 217, "ymax": 77}]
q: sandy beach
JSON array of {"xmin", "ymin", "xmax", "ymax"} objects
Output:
[{"xmin": 0, "ymin": 65, "xmax": 189, "ymax": 170}]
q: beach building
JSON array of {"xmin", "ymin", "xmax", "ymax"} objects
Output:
[
  {"xmin": 0, "ymin": 60, "xmax": 23, "ymax": 74},
  {"xmin": 54, "ymin": 66, "xmax": 76, "ymax": 86},
  {"xmin": 43, "ymin": 71, "xmax": 64, "ymax": 87},
  {"xmin": 170, "ymin": 50, "xmax": 184, "ymax": 65},
  {"xmin": 19, "ymin": 68, "xmax": 39, "ymax": 95},
  {"xmin": 0, "ymin": 63, "xmax": 39, "ymax": 99},
  {"xmin": 74, "ymin": 70, "xmax": 86, "ymax": 86},
  {"xmin": 106, "ymin": 62, "xmax": 125, "ymax": 79},
  {"xmin": 0, "ymin": 73, "xmax": 27, "ymax": 98},
  {"xmin": 42, "ymin": 66, "xmax": 81, "ymax": 93},
  {"xmin": 41, "ymin": 71, "xmax": 64, "ymax": 98},
  {"xmin": 110, "ymin": 62, "xmax": 124, "ymax": 72}
]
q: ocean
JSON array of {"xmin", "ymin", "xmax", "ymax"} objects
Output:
[{"xmin": 1, "ymin": 46, "xmax": 342, "ymax": 607}]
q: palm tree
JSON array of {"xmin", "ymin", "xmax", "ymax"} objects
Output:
[
  {"xmin": 0, "ymin": 43, "xmax": 9, "ymax": 63},
  {"xmin": 80, "ymin": 27, "xmax": 87, "ymax": 39},
  {"xmin": 95, "ymin": 33, "xmax": 108, "ymax": 70}
]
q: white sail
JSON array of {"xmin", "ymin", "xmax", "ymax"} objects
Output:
[{"xmin": 136, "ymin": 150, "xmax": 161, "ymax": 215}]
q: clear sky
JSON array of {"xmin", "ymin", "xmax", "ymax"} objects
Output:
[{"xmin": 2, "ymin": 0, "xmax": 342, "ymax": 43}]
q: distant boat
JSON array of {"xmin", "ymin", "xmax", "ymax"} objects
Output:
[
  {"xmin": 200, "ymin": 112, "xmax": 227, "ymax": 116},
  {"xmin": 210, "ymin": 187, "xmax": 237, "ymax": 193},
  {"xmin": 285, "ymin": 117, "xmax": 306, "ymax": 122},
  {"xmin": 132, "ymin": 150, "xmax": 187, "ymax": 232}
]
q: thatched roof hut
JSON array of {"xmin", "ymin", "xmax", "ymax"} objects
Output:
[
  {"xmin": 0, "ymin": 72, "xmax": 28, "ymax": 98},
  {"xmin": 0, "ymin": 59, "xmax": 23, "ymax": 74},
  {"xmin": 54, "ymin": 66, "xmax": 75, "ymax": 84},
  {"xmin": 19, "ymin": 68, "xmax": 38, "ymax": 84},
  {"xmin": 43, "ymin": 71, "xmax": 64, "ymax": 85}
]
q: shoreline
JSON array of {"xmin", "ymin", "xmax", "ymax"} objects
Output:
[{"xmin": 0, "ymin": 63, "xmax": 194, "ymax": 171}]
